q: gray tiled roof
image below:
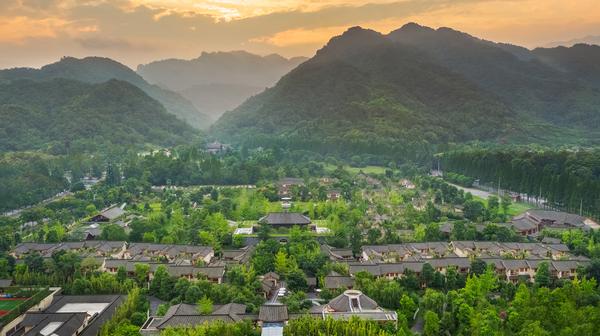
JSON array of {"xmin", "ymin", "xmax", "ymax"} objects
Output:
[
  {"xmin": 98, "ymin": 206, "xmax": 125, "ymax": 220},
  {"xmin": 22, "ymin": 312, "xmax": 88, "ymax": 336},
  {"xmin": 154, "ymin": 303, "xmax": 248, "ymax": 329},
  {"xmin": 324, "ymin": 276, "xmax": 354, "ymax": 289},
  {"xmin": 526, "ymin": 210, "xmax": 587, "ymax": 227},
  {"xmin": 278, "ymin": 178, "xmax": 305, "ymax": 186},
  {"xmin": 327, "ymin": 290, "xmax": 378, "ymax": 312},
  {"xmin": 259, "ymin": 304, "xmax": 288, "ymax": 322},
  {"xmin": 259, "ymin": 213, "xmax": 311, "ymax": 225}
]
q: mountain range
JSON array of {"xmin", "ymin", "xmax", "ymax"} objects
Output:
[
  {"xmin": 0, "ymin": 57, "xmax": 210, "ymax": 129},
  {"xmin": 137, "ymin": 51, "xmax": 307, "ymax": 119},
  {"xmin": 0, "ymin": 78, "xmax": 196, "ymax": 152},
  {"xmin": 213, "ymin": 23, "xmax": 600, "ymax": 158}
]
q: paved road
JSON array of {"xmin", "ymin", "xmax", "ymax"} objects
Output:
[
  {"xmin": 3, "ymin": 190, "xmax": 72, "ymax": 218},
  {"xmin": 447, "ymin": 183, "xmax": 494, "ymax": 200}
]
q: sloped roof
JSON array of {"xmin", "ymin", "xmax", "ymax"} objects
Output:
[
  {"xmin": 526, "ymin": 210, "xmax": 586, "ymax": 227},
  {"xmin": 327, "ymin": 290, "xmax": 379, "ymax": 312},
  {"xmin": 278, "ymin": 178, "xmax": 304, "ymax": 186},
  {"xmin": 155, "ymin": 303, "xmax": 248, "ymax": 329},
  {"xmin": 259, "ymin": 213, "xmax": 311, "ymax": 225},
  {"xmin": 97, "ymin": 206, "xmax": 125, "ymax": 220},
  {"xmin": 259, "ymin": 304, "xmax": 288, "ymax": 322},
  {"xmin": 324, "ymin": 275, "xmax": 354, "ymax": 289},
  {"xmin": 22, "ymin": 312, "xmax": 88, "ymax": 336}
]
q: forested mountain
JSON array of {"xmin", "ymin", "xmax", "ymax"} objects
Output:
[
  {"xmin": 0, "ymin": 57, "xmax": 210, "ymax": 128},
  {"xmin": 213, "ymin": 24, "xmax": 600, "ymax": 160},
  {"xmin": 388, "ymin": 23, "xmax": 600, "ymax": 127},
  {"xmin": 0, "ymin": 78, "xmax": 196, "ymax": 152},
  {"xmin": 533, "ymin": 44, "xmax": 600, "ymax": 88},
  {"xmin": 137, "ymin": 51, "xmax": 307, "ymax": 119}
]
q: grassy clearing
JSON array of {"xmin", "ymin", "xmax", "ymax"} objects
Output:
[
  {"xmin": 506, "ymin": 202, "xmax": 531, "ymax": 216},
  {"xmin": 0, "ymin": 299, "xmax": 26, "ymax": 312},
  {"xmin": 324, "ymin": 164, "xmax": 387, "ymax": 175},
  {"xmin": 472, "ymin": 196, "xmax": 530, "ymax": 217}
]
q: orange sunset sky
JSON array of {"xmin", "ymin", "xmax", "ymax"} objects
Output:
[{"xmin": 1, "ymin": 0, "xmax": 599, "ymax": 68}]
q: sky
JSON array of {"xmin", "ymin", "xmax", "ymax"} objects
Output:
[{"xmin": 0, "ymin": 0, "xmax": 599, "ymax": 69}]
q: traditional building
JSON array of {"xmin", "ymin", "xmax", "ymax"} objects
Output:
[
  {"xmin": 258, "ymin": 213, "xmax": 312, "ymax": 229},
  {"xmin": 89, "ymin": 205, "xmax": 125, "ymax": 223},
  {"xmin": 10, "ymin": 294, "xmax": 124, "ymax": 336},
  {"xmin": 141, "ymin": 303, "xmax": 250, "ymax": 336},
  {"xmin": 321, "ymin": 290, "xmax": 397, "ymax": 322},
  {"xmin": 101, "ymin": 260, "xmax": 225, "ymax": 284}
]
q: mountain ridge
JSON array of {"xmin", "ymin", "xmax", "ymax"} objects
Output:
[
  {"xmin": 0, "ymin": 56, "xmax": 211, "ymax": 129},
  {"xmin": 0, "ymin": 78, "xmax": 196, "ymax": 152},
  {"xmin": 137, "ymin": 51, "xmax": 308, "ymax": 119},
  {"xmin": 212, "ymin": 24, "xmax": 600, "ymax": 159}
]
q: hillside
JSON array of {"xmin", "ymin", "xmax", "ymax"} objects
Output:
[
  {"xmin": 0, "ymin": 78, "xmax": 196, "ymax": 152},
  {"xmin": 137, "ymin": 51, "xmax": 307, "ymax": 119},
  {"xmin": 387, "ymin": 23, "xmax": 600, "ymax": 127},
  {"xmin": 213, "ymin": 25, "xmax": 600, "ymax": 159},
  {"xmin": 533, "ymin": 44, "xmax": 600, "ymax": 89},
  {"xmin": 214, "ymin": 27, "xmax": 519, "ymax": 159},
  {"xmin": 0, "ymin": 57, "xmax": 210, "ymax": 128}
]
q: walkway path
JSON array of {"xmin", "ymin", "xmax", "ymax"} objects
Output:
[{"xmin": 447, "ymin": 183, "xmax": 494, "ymax": 199}]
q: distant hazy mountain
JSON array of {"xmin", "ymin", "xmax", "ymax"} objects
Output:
[
  {"xmin": 0, "ymin": 79, "xmax": 196, "ymax": 152},
  {"xmin": 137, "ymin": 51, "xmax": 307, "ymax": 119},
  {"xmin": 544, "ymin": 35, "xmax": 600, "ymax": 48},
  {"xmin": 0, "ymin": 57, "xmax": 210, "ymax": 129},
  {"xmin": 387, "ymin": 23, "xmax": 600, "ymax": 126},
  {"xmin": 533, "ymin": 44, "xmax": 600, "ymax": 88},
  {"xmin": 213, "ymin": 24, "xmax": 600, "ymax": 158}
]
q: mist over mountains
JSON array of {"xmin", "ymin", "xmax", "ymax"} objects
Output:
[{"xmin": 137, "ymin": 51, "xmax": 308, "ymax": 119}]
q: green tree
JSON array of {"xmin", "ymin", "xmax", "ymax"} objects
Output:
[
  {"xmin": 197, "ymin": 296, "xmax": 213, "ymax": 315},
  {"xmin": 535, "ymin": 262, "xmax": 551, "ymax": 287},
  {"xmin": 424, "ymin": 310, "xmax": 441, "ymax": 336}
]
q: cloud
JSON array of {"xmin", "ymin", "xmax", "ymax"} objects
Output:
[
  {"xmin": 76, "ymin": 36, "xmax": 157, "ymax": 51},
  {"xmin": 21, "ymin": 0, "xmax": 62, "ymax": 10},
  {"xmin": 0, "ymin": 0, "xmax": 599, "ymax": 68},
  {"xmin": 0, "ymin": 16, "xmax": 69, "ymax": 43}
]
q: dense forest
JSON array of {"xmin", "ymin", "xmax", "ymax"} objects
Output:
[
  {"xmin": 441, "ymin": 147, "xmax": 600, "ymax": 219},
  {"xmin": 213, "ymin": 24, "xmax": 600, "ymax": 161},
  {"xmin": 0, "ymin": 78, "xmax": 197, "ymax": 153},
  {"xmin": 0, "ymin": 56, "xmax": 210, "ymax": 128},
  {"xmin": 0, "ymin": 152, "xmax": 67, "ymax": 212}
]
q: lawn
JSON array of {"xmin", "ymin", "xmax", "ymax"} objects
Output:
[
  {"xmin": 472, "ymin": 196, "xmax": 530, "ymax": 217},
  {"xmin": 324, "ymin": 164, "xmax": 388, "ymax": 175},
  {"xmin": 0, "ymin": 298, "xmax": 26, "ymax": 315},
  {"xmin": 506, "ymin": 202, "xmax": 531, "ymax": 216}
]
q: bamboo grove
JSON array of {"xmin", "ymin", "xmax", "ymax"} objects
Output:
[{"xmin": 440, "ymin": 147, "xmax": 600, "ymax": 219}]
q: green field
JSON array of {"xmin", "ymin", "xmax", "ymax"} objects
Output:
[
  {"xmin": 472, "ymin": 195, "xmax": 531, "ymax": 217},
  {"xmin": 324, "ymin": 164, "xmax": 387, "ymax": 175},
  {"xmin": 506, "ymin": 202, "xmax": 532, "ymax": 216},
  {"xmin": 0, "ymin": 299, "xmax": 26, "ymax": 313}
]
